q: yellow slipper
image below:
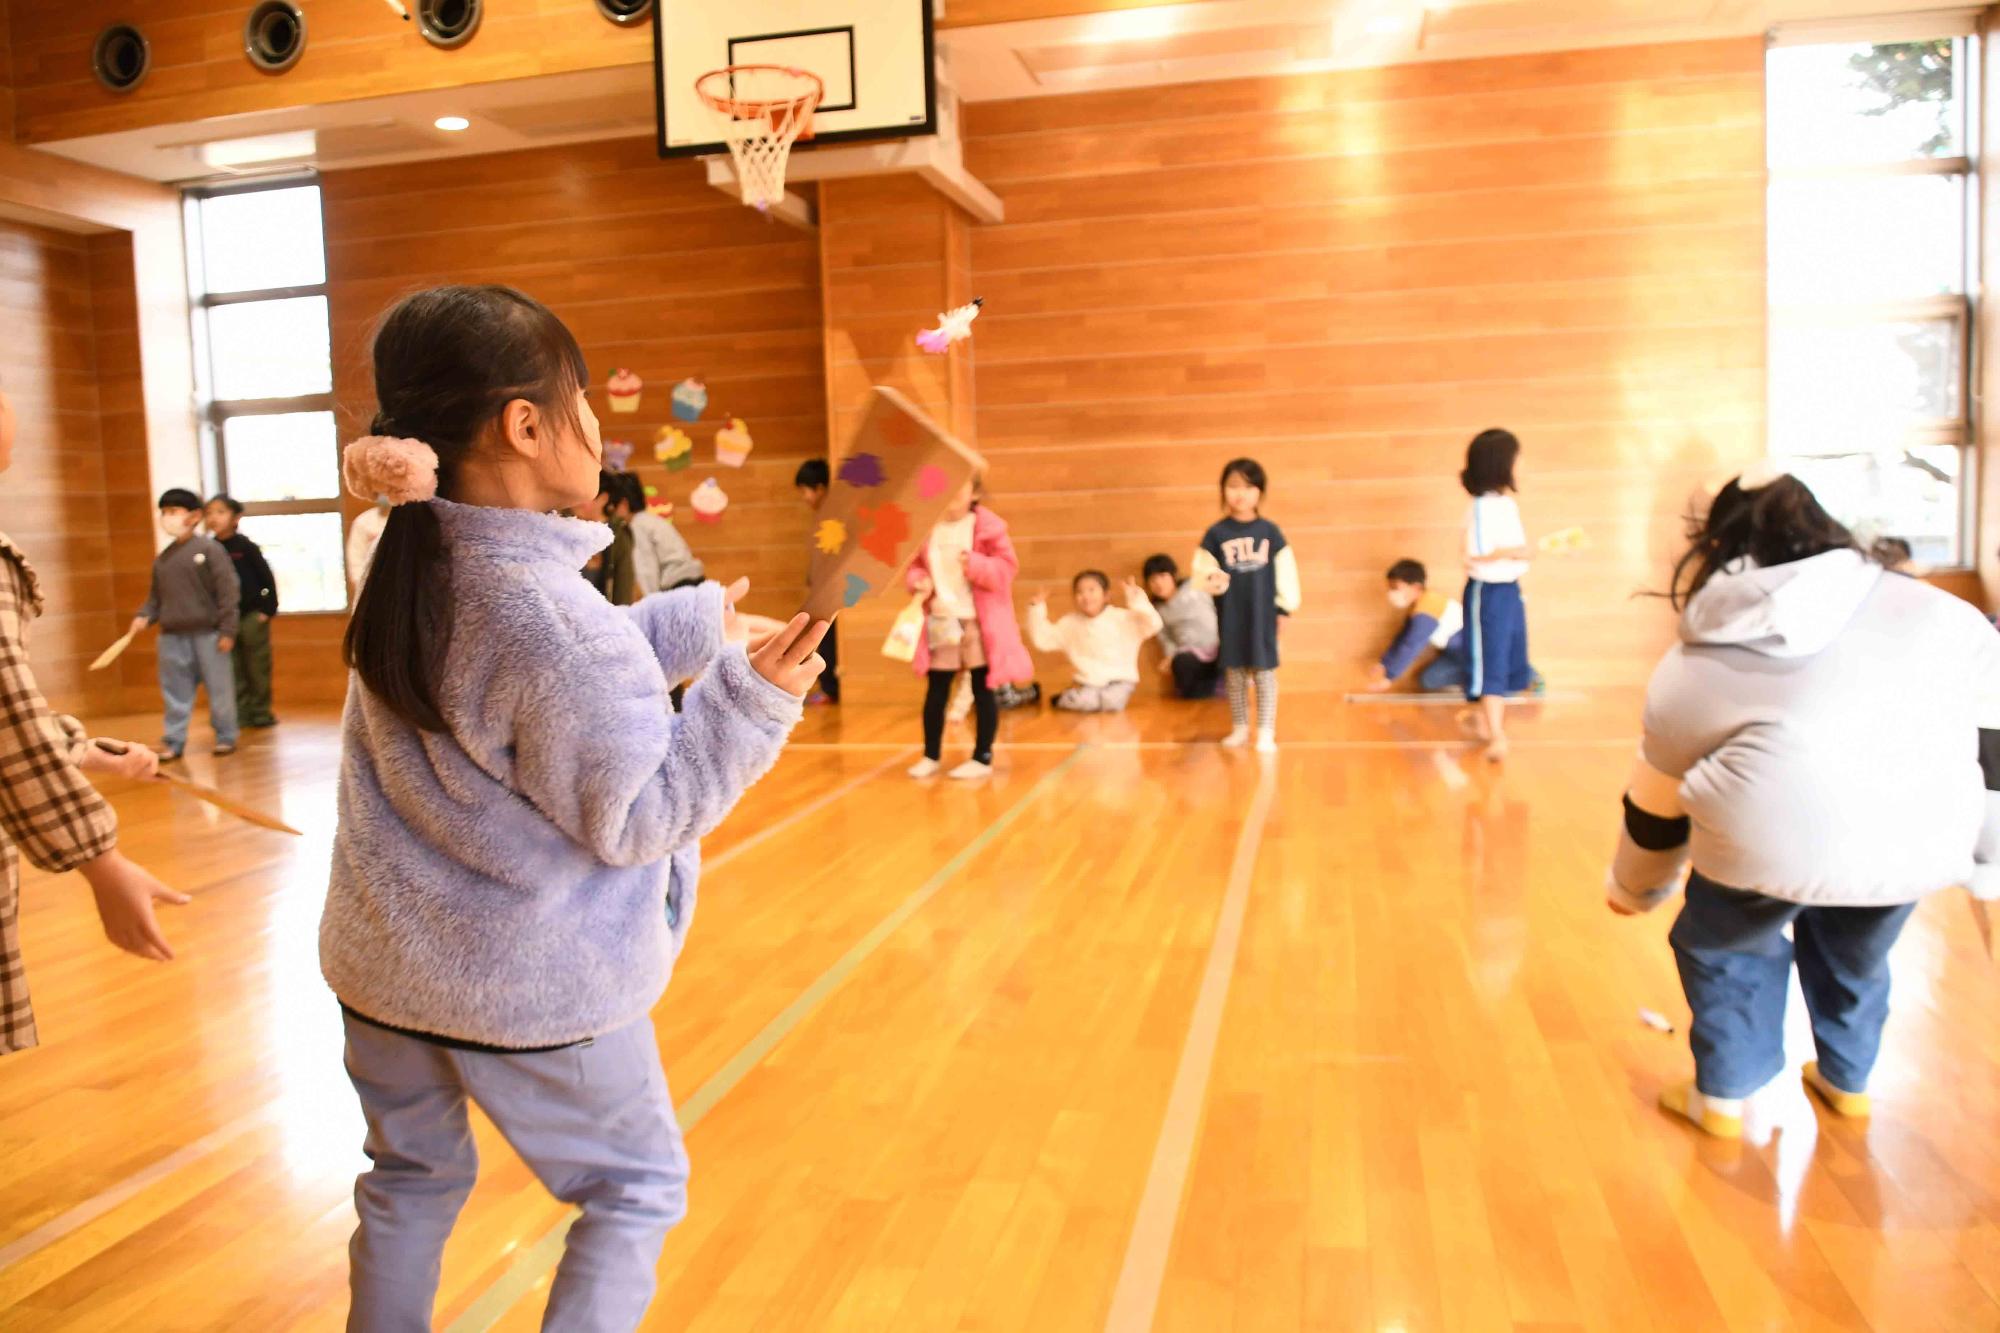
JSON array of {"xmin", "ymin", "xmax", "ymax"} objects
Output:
[
  {"xmin": 1659, "ymin": 1081, "xmax": 1744, "ymax": 1139},
  {"xmin": 1803, "ymin": 1063, "xmax": 1871, "ymax": 1119}
]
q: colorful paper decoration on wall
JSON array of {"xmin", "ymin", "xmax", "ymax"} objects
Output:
[
  {"xmin": 643, "ymin": 484, "xmax": 672, "ymax": 515},
  {"xmin": 714, "ymin": 417, "xmax": 755, "ymax": 468},
  {"xmin": 690, "ymin": 477, "xmax": 729, "ymax": 524},
  {"xmin": 916, "ymin": 298, "xmax": 982, "ymax": 355},
  {"xmin": 654, "ymin": 425, "xmax": 693, "ymax": 471},
  {"xmin": 671, "ymin": 377, "xmax": 708, "ymax": 422},
  {"xmin": 803, "ymin": 386, "xmax": 985, "ymax": 620},
  {"xmin": 607, "ymin": 368, "xmax": 642, "ymax": 414},
  {"xmin": 602, "ymin": 440, "xmax": 634, "ymax": 471}
]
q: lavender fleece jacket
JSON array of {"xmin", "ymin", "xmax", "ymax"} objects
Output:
[{"xmin": 320, "ymin": 499, "xmax": 802, "ymax": 1048}]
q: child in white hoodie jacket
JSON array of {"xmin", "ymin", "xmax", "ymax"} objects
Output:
[
  {"xmin": 1027, "ymin": 570, "xmax": 1163, "ymax": 713},
  {"xmin": 1610, "ymin": 467, "xmax": 2000, "ymax": 1138}
]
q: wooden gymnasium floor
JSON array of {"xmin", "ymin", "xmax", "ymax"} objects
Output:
[{"xmin": 4, "ymin": 691, "xmax": 1999, "ymax": 1332}]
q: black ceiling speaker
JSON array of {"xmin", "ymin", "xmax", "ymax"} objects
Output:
[
  {"xmin": 244, "ymin": 1, "xmax": 307, "ymax": 74},
  {"xmin": 417, "ymin": 0, "xmax": 482, "ymax": 49},
  {"xmin": 594, "ymin": 0, "xmax": 653, "ymax": 24},
  {"xmin": 91, "ymin": 24, "xmax": 150, "ymax": 93}
]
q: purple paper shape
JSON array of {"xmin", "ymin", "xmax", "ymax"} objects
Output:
[{"xmin": 838, "ymin": 452, "xmax": 887, "ymax": 488}]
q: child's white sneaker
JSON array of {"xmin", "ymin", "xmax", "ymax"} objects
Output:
[
  {"xmin": 1255, "ymin": 732, "xmax": 1277, "ymax": 754},
  {"xmin": 947, "ymin": 760, "xmax": 992, "ymax": 781},
  {"xmin": 1221, "ymin": 726, "xmax": 1251, "ymax": 748},
  {"xmin": 908, "ymin": 758, "xmax": 941, "ymax": 778}
]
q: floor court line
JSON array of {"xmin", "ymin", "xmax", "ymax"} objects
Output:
[
  {"xmin": 1103, "ymin": 756, "xmax": 1279, "ymax": 1333},
  {"xmin": 447, "ymin": 746, "xmax": 1088, "ymax": 1332},
  {"xmin": 0, "ymin": 753, "xmax": 911, "ymax": 1285},
  {"xmin": 0, "ymin": 1107, "xmax": 270, "ymax": 1274}
]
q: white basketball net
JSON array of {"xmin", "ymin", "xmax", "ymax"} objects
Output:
[{"xmin": 697, "ymin": 66, "xmax": 823, "ymax": 214}]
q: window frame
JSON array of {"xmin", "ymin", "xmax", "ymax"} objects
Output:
[
  {"xmin": 183, "ymin": 173, "xmax": 347, "ymax": 608},
  {"xmin": 1765, "ymin": 19, "xmax": 1982, "ymax": 570}
]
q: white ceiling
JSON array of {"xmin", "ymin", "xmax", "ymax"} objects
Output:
[{"xmin": 34, "ymin": 0, "xmax": 1979, "ymax": 183}]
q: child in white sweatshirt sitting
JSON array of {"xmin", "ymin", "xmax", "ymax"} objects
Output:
[{"xmin": 1026, "ymin": 570, "xmax": 1163, "ymax": 713}]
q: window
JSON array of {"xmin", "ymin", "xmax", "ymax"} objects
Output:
[
  {"xmin": 1766, "ymin": 24, "xmax": 1979, "ymax": 567},
  {"xmin": 186, "ymin": 179, "xmax": 347, "ymax": 612}
]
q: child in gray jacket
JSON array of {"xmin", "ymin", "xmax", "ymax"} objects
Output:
[
  {"xmin": 321, "ymin": 286, "xmax": 828, "ymax": 1328},
  {"xmin": 1611, "ymin": 467, "xmax": 2000, "ymax": 1139}
]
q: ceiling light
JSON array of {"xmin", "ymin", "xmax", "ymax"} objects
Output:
[
  {"xmin": 1365, "ymin": 15, "xmax": 1403, "ymax": 36},
  {"xmin": 199, "ymin": 129, "xmax": 316, "ymax": 169},
  {"xmin": 434, "ymin": 115, "xmax": 470, "ymax": 132}
]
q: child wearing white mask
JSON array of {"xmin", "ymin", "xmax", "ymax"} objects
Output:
[{"xmin": 129, "ymin": 488, "xmax": 240, "ymax": 761}]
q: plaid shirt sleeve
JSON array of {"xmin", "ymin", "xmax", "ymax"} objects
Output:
[{"xmin": 0, "ymin": 556, "xmax": 117, "ymax": 874}]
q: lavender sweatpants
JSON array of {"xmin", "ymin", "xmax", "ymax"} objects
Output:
[{"xmin": 340, "ymin": 1011, "xmax": 687, "ymax": 1332}]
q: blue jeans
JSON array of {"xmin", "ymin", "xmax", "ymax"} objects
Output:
[
  {"xmin": 158, "ymin": 631, "xmax": 238, "ymax": 751},
  {"xmin": 1669, "ymin": 873, "xmax": 1917, "ymax": 1099},
  {"xmin": 342, "ymin": 1011, "xmax": 688, "ymax": 1332},
  {"xmin": 1418, "ymin": 653, "xmax": 1468, "ymax": 692}
]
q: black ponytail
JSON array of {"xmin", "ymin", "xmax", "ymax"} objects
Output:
[{"xmin": 343, "ymin": 285, "xmax": 588, "ymax": 732}]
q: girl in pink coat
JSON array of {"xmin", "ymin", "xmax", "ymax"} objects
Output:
[{"xmin": 905, "ymin": 477, "xmax": 1033, "ymax": 780}]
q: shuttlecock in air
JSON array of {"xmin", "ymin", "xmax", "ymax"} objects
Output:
[{"xmin": 917, "ymin": 298, "xmax": 983, "ymax": 354}]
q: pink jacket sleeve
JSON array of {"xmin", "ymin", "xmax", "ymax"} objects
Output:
[{"xmin": 964, "ymin": 526, "xmax": 1019, "ymax": 590}]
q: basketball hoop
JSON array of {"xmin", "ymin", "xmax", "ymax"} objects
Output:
[{"xmin": 695, "ymin": 64, "xmax": 823, "ymax": 213}]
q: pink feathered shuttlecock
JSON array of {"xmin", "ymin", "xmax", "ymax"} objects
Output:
[
  {"xmin": 916, "ymin": 298, "xmax": 982, "ymax": 354},
  {"xmin": 343, "ymin": 436, "xmax": 439, "ymax": 505}
]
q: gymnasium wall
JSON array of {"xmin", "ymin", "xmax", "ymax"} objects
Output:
[
  {"xmin": 300, "ymin": 136, "xmax": 825, "ymax": 704},
  {"xmin": 959, "ymin": 38, "xmax": 1767, "ymax": 692},
  {"xmin": 0, "ymin": 219, "xmax": 139, "ymax": 716}
]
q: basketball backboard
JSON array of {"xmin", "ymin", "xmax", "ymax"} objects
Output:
[{"xmin": 655, "ymin": 1, "xmax": 936, "ymax": 158}]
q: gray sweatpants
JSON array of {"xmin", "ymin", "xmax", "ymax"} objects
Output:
[
  {"xmin": 340, "ymin": 1011, "xmax": 687, "ymax": 1332},
  {"xmin": 1054, "ymin": 680, "xmax": 1137, "ymax": 713}
]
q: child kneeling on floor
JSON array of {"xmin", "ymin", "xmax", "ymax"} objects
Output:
[
  {"xmin": 1027, "ymin": 570, "xmax": 1163, "ymax": 713},
  {"xmin": 1143, "ymin": 554, "xmax": 1222, "ymax": 699}
]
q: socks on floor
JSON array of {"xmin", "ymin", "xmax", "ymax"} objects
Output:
[
  {"xmin": 1803, "ymin": 1062, "xmax": 1870, "ymax": 1118},
  {"xmin": 1658, "ymin": 1081, "xmax": 1744, "ymax": 1139}
]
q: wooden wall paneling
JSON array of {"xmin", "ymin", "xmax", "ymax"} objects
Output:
[
  {"xmin": 962, "ymin": 38, "xmax": 1769, "ymax": 693},
  {"xmin": 817, "ymin": 175, "xmax": 980, "ymax": 705},
  {"xmin": 314, "ymin": 138, "xmax": 826, "ymax": 706},
  {"xmin": 0, "ymin": 218, "xmax": 118, "ymax": 715},
  {"xmin": 7, "ymin": 0, "xmax": 653, "ymax": 144}
]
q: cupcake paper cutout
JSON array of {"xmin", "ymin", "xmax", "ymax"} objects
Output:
[
  {"xmin": 690, "ymin": 477, "xmax": 729, "ymax": 524},
  {"xmin": 607, "ymin": 368, "xmax": 643, "ymax": 414},
  {"xmin": 714, "ymin": 417, "xmax": 754, "ymax": 468},
  {"xmin": 654, "ymin": 425, "xmax": 693, "ymax": 471},
  {"xmin": 671, "ymin": 377, "xmax": 708, "ymax": 422}
]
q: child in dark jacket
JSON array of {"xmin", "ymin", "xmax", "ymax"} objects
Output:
[{"xmin": 203, "ymin": 496, "xmax": 279, "ymax": 729}]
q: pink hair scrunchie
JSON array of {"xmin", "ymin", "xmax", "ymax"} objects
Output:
[{"xmin": 343, "ymin": 436, "xmax": 439, "ymax": 506}]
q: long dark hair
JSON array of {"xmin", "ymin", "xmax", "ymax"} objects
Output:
[
  {"xmin": 1460, "ymin": 428, "xmax": 1519, "ymax": 496},
  {"xmin": 344, "ymin": 285, "xmax": 588, "ymax": 731},
  {"xmin": 1666, "ymin": 474, "xmax": 1860, "ymax": 609}
]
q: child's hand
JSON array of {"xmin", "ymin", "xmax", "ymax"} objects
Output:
[
  {"xmin": 128, "ymin": 616, "xmax": 149, "ymax": 637},
  {"xmin": 79, "ymin": 850, "xmax": 188, "ymax": 962},
  {"xmin": 748, "ymin": 614, "xmax": 831, "ymax": 697},
  {"xmin": 1156, "ymin": 657, "xmax": 1172, "ymax": 676},
  {"xmin": 82, "ymin": 739, "xmax": 159, "ymax": 781},
  {"xmin": 958, "ymin": 550, "xmax": 972, "ymax": 571},
  {"xmin": 1027, "ymin": 591, "xmax": 1048, "ymax": 614},
  {"xmin": 910, "ymin": 569, "xmax": 934, "ymax": 596},
  {"xmin": 1122, "ymin": 577, "xmax": 1145, "ymax": 602},
  {"xmin": 722, "ymin": 576, "xmax": 753, "ymax": 642}
]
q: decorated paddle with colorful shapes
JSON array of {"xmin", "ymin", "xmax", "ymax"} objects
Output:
[{"xmin": 803, "ymin": 386, "xmax": 985, "ymax": 622}]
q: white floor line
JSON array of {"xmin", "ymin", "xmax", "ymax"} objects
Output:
[
  {"xmin": 0, "ymin": 754, "xmax": 913, "ymax": 1284},
  {"xmin": 0, "ymin": 1108, "xmax": 269, "ymax": 1273},
  {"xmin": 1102, "ymin": 757, "xmax": 1279, "ymax": 1333},
  {"xmin": 447, "ymin": 748, "xmax": 1087, "ymax": 1333}
]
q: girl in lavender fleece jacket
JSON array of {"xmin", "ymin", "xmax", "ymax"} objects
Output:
[{"xmin": 320, "ymin": 286, "xmax": 828, "ymax": 1332}]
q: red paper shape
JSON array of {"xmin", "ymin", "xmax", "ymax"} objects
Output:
[{"xmin": 856, "ymin": 501, "xmax": 910, "ymax": 565}]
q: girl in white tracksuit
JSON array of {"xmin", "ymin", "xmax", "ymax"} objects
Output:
[{"xmin": 1610, "ymin": 467, "xmax": 2000, "ymax": 1138}]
